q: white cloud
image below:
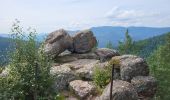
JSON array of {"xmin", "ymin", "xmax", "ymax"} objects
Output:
[{"xmin": 105, "ymin": 6, "xmax": 161, "ymax": 26}]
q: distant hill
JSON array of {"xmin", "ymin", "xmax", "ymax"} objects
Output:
[
  {"xmin": 132, "ymin": 32, "xmax": 169, "ymax": 58},
  {"xmin": 1, "ymin": 26, "xmax": 170, "ymax": 65},
  {"xmin": 1, "ymin": 26, "xmax": 170, "ymax": 48},
  {"xmin": 91, "ymin": 26, "xmax": 170, "ymax": 47}
]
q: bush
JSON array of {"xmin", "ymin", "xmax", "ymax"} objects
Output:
[
  {"xmin": 0, "ymin": 20, "xmax": 56, "ymax": 99},
  {"xmin": 93, "ymin": 65, "xmax": 112, "ymax": 89}
]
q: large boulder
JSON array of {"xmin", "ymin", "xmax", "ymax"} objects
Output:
[
  {"xmin": 44, "ymin": 29, "xmax": 73, "ymax": 57},
  {"xmin": 73, "ymin": 29, "xmax": 97, "ymax": 53},
  {"xmin": 95, "ymin": 48, "xmax": 120, "ymax": 62},
  {"xmin": 50, "ymin": 64, "xmax": 77, "ymax": 91},
  {"xmin": 131, "ymin": 76, "xmax": 157, "ymax": 98},
  {"xmin": 69, "ymin": 80, "xmax": 96, "ymax": 99},
  {"xmin": 111, "ymin": 55, "xmax": 149, "ymax": 82},
  {"xmin": 98, "ymin": 80, "xmax": 138, "ymax": 100}
]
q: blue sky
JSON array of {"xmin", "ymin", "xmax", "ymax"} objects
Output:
[{"xmin": 0, "ymin": 0, "xmax": 170, "ymax": 33}]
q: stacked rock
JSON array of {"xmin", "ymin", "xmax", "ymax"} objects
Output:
[{"xmin": 44, "ymin": 29, "xmax": 97, "ymax": 57}]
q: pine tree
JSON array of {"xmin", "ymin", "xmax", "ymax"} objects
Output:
[
  {"xmin": 118, "ymin": 29, "xmax": 133, "ymax": 54},
  {"xmin": 106, "ymin": 41, "xmax": 114, "ymax": 49}
]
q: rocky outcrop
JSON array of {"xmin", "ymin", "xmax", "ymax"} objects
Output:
[
  {"xmin": 43, "ymin": 29, "xmax": 156, "ymax": 99},
  {"xmin": 44, "ymin": 29, "xmax": 73, "ymax": 57},
  {"xmin": 131, "ymin": 76, "xmax": 157, "ymax": 98},
  {"xmin": 69, "ymin": 80, "xmax": 96, "ymax": 99},
  {"xmin": 73, "ymin": 29, "xmax": 97, "ymax": 53},
  {"xmin": 98, "ymin": 80, "xmax": 138, "ymax": 100},
  {"xmin": 95, "ymin": 48, "xmax": 120, "ymax": 62},
  {"xmin": 111, "ymin": 55, "xmax": 149, "ymax": 82}
]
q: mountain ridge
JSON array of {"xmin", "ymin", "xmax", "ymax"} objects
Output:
[{"xmin": 1, "ymin": 26, "xmax": 170, "ymax": 47}]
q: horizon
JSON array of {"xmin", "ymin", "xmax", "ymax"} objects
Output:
[{"xmin": 1, "ymin": 0, "xmax": 170, "ymax": 33}]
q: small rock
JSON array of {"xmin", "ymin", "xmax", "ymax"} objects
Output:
[
  {"xmin": 131, "ymin": 76, "xmax": 157, "ymax": 98},
  {"xmin": 95, "ymin": 48, "xmax": 120, "ymax": 62},
  {"xmin": 73, "ymin": 29, "xmax": 97, "ymax": 53},
  {"xmin": 44, "ymin": 29, "xmax": 73, "ymax": 57},
  {"xmin": 98, "ymin": 80, "xmax": 138, "ymax": 100},
  {"xmin": 111, "ymin": 55, "xmax": 149, "ymax": 82},
  {"xmin": 69, "ymin": 80, "xmax": 96, "ymax": 99}
]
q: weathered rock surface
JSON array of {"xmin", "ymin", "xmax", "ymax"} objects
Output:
[
  {"xmin": 50, "ymin": 64, "xmax": 77, "ymax": 91},
  {"xmin": 55, "ymin": 52, "xmax": 99, "ymax": 63},
  {"xmin": 95, "ymin": 48, "xmax": 120, "ymax": 62},
  {"xmin": 69, "ymin": 80, "xmax": 96, "ymax": 99},
  {"xmin": 73, "ymin": 29, "xmax": 97, "ymax": 53},
  {"xmin": 131, "ymin": 76, "xmax": 157, "ymax": 98},
  {"xmin": 111, "ymin": 55, "xmax": 149, "ymax": 82},
  {"xmin": 51, "ymin": 59, "xmax": 100, "ymax": 91},
  {"xmin": 75, "ymin": 59, "xmax": 100, "ymax": 80},
  {"xmin": 98, "ymin": 80, "xmax": 138, "ymax": 100},
  {"xmin": 44, "ymin": 29, "xmax": 73, "ymax": 57}
]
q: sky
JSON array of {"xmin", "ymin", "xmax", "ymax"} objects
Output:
[{"xmin": 0, "ymin": 0, "xmax": 170, "ymax": 33}]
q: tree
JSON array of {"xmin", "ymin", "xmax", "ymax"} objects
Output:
[
  {"xmin": 148, "ymin": 32, "xmax": 170, "ymax": 100},
  {"xmin": 118, "ymin": 29, "xmax": 133, "ymax": 54},
  {"xmin": 106, "ymin": 41, "xmax": 114, "ymax": 49},
  {"xmin": 0, "ymin": 20, "xmax": 55, "ymax": 99}
]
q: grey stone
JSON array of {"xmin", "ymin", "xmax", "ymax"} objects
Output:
[
  {"xmin": 69, "ymin": 80, "xmax": 95, "ymax": 99},
  {"xmin": 111, "ymin": 55, "xmax": 149, "ymax": 82},
  {"xmin": 50, "ymin": 64, "xmax": 77, "ymax": 91},
  {"xmin": 73, "ymin": 29, "xmax": 97, "ymax": 53},
  {"xmin": 44, "ymin": 29, "xmax": 73, "ymax": 57},
  {"xmin": 131, "ymin": 76, "xmax": 157, "ymax": 98},
  {"xmin": 98, "ymin": 80, "xmax": 138, "ymax": 100},
  {"xmin": 95, "ymin": 48, "xmax": 120, "ymax": 62}
]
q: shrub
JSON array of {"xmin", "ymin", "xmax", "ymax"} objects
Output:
[
  {"xmin": 0, "ymin": 20, "xmax": 56, "ymax": 100},
  {"xmin": 93, "ymin": 65, "xmax": 112, "ymax": 89}
]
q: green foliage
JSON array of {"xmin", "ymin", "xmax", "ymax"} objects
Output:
[
  {"xmin": 118, "ymin": 29, "xmax": 133, "ymax": 54},
  {"xmin": 147, "ymin": 32, "xmax": 170, "ymax": 100},
  {"xmin": 106, "ymin": 41, "xmax": 114, "ymax": 49},
  {"xmin": 93, "ymin": 65, "xmax": 111, "ymax": 89},
  {"xmin": 0, "ymin": 67, "xmax": 4, "ymax": 73},
  {"xmin": 54, "ymin": 94, "xmax": 65, "ymax": 100},
  {"xmin": 0, "ymin": 37, "xmax": 13, "ymax": 66},
  {"xmin": 131, "ymin": 33, "xmax": 167, "ymax": 58},
  {"xmin": 0, "ymin": 20, "xmax": 56, "ymax": 100}
]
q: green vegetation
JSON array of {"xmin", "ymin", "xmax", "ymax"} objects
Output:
[
  {"xmin": 106, "ymin": 41, "xmax": 114, "ymax": 49},
  {"xmin": 0, "ymin": 37, "xmax": 13, "ymax": 66},
  {"xmin": 131, "ymin": 33, "xmax": 167, "ymax": 58},
  {"xmin": 93, "ymin": 66, "xmax": 111, "ymax": 89},
  {"xmin": 147, "ymin": 32, "xmax": 170, "ymax": 100},
  {"xmin": 118, "ymin": 29, "xmax": 134, "ymax": 54},
  {"xmin": 0, "ymin": 20, "xmax": 57, "ymax": 99},
  {"xmin": 118, "ymin": 29, "xmax": 167, "ymax": 59}
]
